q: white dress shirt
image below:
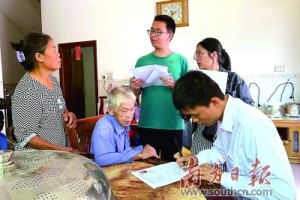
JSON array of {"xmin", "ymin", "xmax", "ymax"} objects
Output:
[{"xmin": 196, "ymin": 96, "xmax": 296, "ymax": 200}]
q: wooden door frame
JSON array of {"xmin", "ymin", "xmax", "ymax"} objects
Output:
[{"xmin": 58, "ymin": 40, "xmax": 98, "ymax": 114}]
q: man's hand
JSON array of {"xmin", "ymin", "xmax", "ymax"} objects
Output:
[
  {"xmin": 176, "ymin": 155, "xmax": 198, "ymax": 168},
  {"xmin": 160, "ymin": 76, "xmax": 175, "ymax": 88},
  {"xmin": 130, "ymin": 78, "xmax": 144, "ymax": 90},
  {"xmin": 183, "ymin": 163, "xmax": 223, "ymax": 184},
  {"xmin": 130, "ymin": 78, "xmax": 144, "ymax": 96},
  {"xmin": 198, "ymin": 163, "xmax": 223, "ymax": 184}
]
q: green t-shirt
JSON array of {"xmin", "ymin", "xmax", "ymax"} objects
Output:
[{"xmin": 135, "ymin": 52, "xmax": 190, "ymax": 130}]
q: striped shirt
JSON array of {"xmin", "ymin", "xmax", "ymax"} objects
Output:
[{"xmin": 12, "ymin": 72, "xmax": 68, "ymax": 150}]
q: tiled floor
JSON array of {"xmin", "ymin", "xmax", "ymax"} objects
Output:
[{"xmin": 291, "ymin": 164, "xmax": 300, "ymax": 199}]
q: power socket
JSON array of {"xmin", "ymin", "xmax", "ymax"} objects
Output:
[
  {"xmin": 102, "ymin": 74, "xmax": 108, "ymax": 80},
  {"xmin": 274, "ymin": 65, "xmax": 285, "ymax": 72}
]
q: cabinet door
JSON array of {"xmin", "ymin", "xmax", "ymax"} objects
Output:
[
  {"xmin": 289, "ymin": 127, "xmax": 300, "ymax": 157},
  {"xmin": 277, "ymin": 127, "xmax": 290, "ymax": 155}
]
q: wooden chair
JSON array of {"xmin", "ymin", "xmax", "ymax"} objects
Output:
[
  {"xmin": 65, "ymin": 115, "xmax": 104, "ymax": 158},
  {"xmin": 6, "ymin": 125, "xmax": 17, "ymax": 150}
]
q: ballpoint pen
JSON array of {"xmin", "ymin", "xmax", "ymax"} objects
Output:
[{"xmin": 174, "ymin": 138, "xmax": 188, "ymax": 166}]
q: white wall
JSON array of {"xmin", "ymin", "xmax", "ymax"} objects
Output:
[
  {"xmin": 0, "ymin": 12, "xmax": 25, "ymax": 89},
  {"xmin": 0, "ymin": 40, "xmax": 3, "ymax": 98},
  {"xmin": 41, "ymin": 0, "xmax": 300, "ymax": 105},
  {"xmin": 0, "ymin": 12, "xmax": 26, "ymax": 133}
]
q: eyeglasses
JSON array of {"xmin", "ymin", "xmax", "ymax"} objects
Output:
[
  {"xmin": 147, "ymin": 29, "xmax": 169, "ymax": 36},
  {"xmin": 193, "ymin": 51, "xmax": 208, "ymax": 59},
  {"xmin": 179, "ymin": 110, "xmax": 191, "ymax": 121}
]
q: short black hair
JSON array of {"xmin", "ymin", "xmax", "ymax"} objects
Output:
[
  {"xmin": 172, "ymin": 70, "xmax": 225, "ymax": 111},
  {"xmin": 154, "ymin": 15, "xmax": 176, "ymax": 34}
]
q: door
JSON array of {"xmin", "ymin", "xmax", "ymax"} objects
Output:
[
  {"xmin": 70, "ymin": 50, "xmax": 85, "ymax": 118},
  {"xmin": 59, "ymin": 41, "xmax": 98, "ymax": 119}
]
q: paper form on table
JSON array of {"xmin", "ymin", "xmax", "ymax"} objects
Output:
[{"xmin": 131, "ymin": 162, "xmax": 188, "ymax": 189}]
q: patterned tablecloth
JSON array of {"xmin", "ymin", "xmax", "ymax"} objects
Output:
[{"xmin": 0, "ymin": 150, "xmax": 114, "ymax": 200}]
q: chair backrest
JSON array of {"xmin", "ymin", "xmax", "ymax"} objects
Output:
[
  {"xmin": 65, "ymin": 115, "xmax": 104, "ymax": 157},
  {"xmin": 6, "ymin": 125, "xmax": 17, "ymax": 150}
]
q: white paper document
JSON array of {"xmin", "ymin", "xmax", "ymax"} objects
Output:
[
  {"xmin": 198, "ymin": 69, "xmax": 228, "ymax": 93},
  {"xmin": 131, "ymin": 162, "xmax": 188, "ymax": 189},
  {"xmin": 130, "ymin": 65, "xmax": 173, "ymax": 88}
]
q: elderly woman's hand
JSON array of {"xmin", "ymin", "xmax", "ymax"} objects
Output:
[{"xmin": 134, "ymin": 144, "xmax": 158, "ymax": 160}]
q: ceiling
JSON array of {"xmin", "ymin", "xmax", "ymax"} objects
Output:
[{"xmin": 0, "ymin": 0, "xmax": 41, "ymax": 34}]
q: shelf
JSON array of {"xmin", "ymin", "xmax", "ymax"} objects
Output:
[{"xmin": 272, "ymin": 118, "xmax": 300, "ymax": 128}]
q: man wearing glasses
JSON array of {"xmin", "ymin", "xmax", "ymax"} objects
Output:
[{"xmin": 130, "ymin": 15, "xmax": 190, "ymax": 161}]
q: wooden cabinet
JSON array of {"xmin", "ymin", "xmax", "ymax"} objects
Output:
[{"xmin": 272, "ymin": 118, "xmax": 300, "ymax": 163}]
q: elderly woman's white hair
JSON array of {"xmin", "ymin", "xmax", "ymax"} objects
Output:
[{"xmin": 107, "ymin": 86, "xmax": 136, "ymax": 109}]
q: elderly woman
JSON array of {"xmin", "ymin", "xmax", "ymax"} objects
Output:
[{"xmin": 90, "ymin": 86, "xmax": 158, "ymax": 167}]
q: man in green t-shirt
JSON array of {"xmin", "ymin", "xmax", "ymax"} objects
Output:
[{"xmin": 130, "ymin": 15, "xmax": 189, "ymax": 161}]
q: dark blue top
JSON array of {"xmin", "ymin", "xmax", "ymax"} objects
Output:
[
  {"xmin": 220, "ymin": 66, "xmax": 254, "ymax": 105},
  {"xmin": 201, "ymin": 67, "xmax": 254, "ymax": 141}
]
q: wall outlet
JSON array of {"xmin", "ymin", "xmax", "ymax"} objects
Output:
[
  {"xmin": 107, "ymin": 72, "xmax": 113, "ymax": 80},
  {"xmin": 274, "ymin": 65, "xmax": 285, "ymax": 72},
  {"xmin": 102, "ymin": 72, "xmax": 113, "ymax": 80},
  {"xmin": 102, "ymin": 74, "xmax": 108, "ymax": 79}
]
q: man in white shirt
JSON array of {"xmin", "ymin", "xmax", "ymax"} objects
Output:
[{"xmin": 172, "ymin": 70, "xmax": 296, "ymax": 200}]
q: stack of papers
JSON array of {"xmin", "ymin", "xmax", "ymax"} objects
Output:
[
  {"xmin": 130, "ymin": 65, "xmax": 173, "ymax": 88},
  {"xmin": 131, "ymin": 162, "xmax": 188, "ymax": 189}
]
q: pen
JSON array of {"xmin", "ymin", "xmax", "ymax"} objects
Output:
[{"xmin": 174, "ymin": 138, "xmax": 188, "ymax": 166}]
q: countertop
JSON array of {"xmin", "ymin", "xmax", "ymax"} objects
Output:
[{"xmin": 270, "ymin": 116, "xmax": 300, "ymax": 127}]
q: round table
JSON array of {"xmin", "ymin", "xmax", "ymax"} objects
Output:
[{"xmin": 0, "ymin": 150, "xmax": 114, "ymax": 200}]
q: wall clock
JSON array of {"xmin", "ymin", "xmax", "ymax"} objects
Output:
[{"xmin": 156, "ymin": 0, "xmax": 189, "ymax": 27}]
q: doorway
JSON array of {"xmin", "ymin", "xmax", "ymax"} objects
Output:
[{"xmin": 59, "ymin": 41, "xmax": 98, "ymax": 119}]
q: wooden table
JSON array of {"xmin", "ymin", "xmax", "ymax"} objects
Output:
[{"xmin": 102, "ymin": 158, "xmax": 237, "ymax": 200}]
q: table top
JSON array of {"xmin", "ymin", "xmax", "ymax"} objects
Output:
[
  {"xmin": 102, "ymin": 158, "xmax": 239, "ymax": 200},
  {"xmin": 272, "ymin": 117, "xmax": 300, "ymax": 127},
  {"xmin": 0, "ymin": 150, "xmax": 114, "ymax": 200},
  {"xmin": 102, "ymin": 160, "xmax": 206, "ymax": 200}
]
